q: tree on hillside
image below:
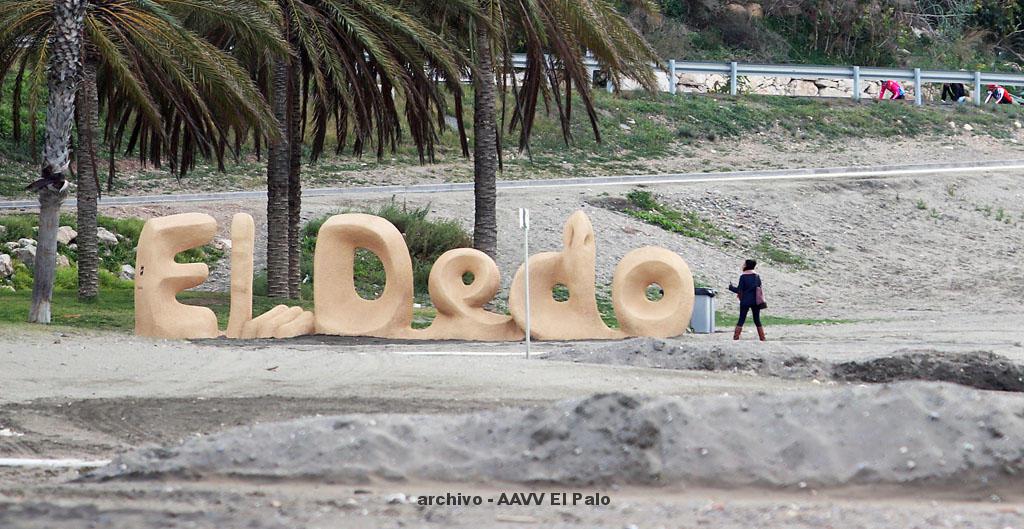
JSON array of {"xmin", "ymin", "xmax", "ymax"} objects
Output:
[
  {"xmin": 464, "ymin": 0, "xmax": 661, "ymax": 258},
  {"xmin": 256, "ymin": 0, "xmax": 472, "ymax": 298},
  {"xmin": 0, "ymin": 0, "xmax": 286, "ymax": 301}
]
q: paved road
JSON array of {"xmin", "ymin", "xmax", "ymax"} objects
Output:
[{"xmin": 3, "ymin": 158, "xmax": 1023, "ymax": 210}]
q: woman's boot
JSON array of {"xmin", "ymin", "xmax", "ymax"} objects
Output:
[
  {"xmin": 733, "ymin": 326, "xmax": 742, "ymax": 340},
  {"xmin": 756, "ymin": 326, "xmax": 766, "ymax": 342}
]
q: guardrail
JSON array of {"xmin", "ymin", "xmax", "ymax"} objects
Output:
[{"xmin": 509, "ymin": 54, "xmax": 1024, "ymax": 106}]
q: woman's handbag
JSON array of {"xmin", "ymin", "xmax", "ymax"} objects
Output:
[{"xmin": 755, "ymin": 286, "xmax": 768, "ymax": 310}]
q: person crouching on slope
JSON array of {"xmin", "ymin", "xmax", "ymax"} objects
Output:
[
  {"xmin": 879, "ymin": 80, "xmax": 906, "ymax": 100},
  {"xmin": 985, "ymin": 84, "xmax": 1020, "ymax": 105},
  {"xmin": 728, "ymin": 259, "xmax": 767, "ymax": 342}
]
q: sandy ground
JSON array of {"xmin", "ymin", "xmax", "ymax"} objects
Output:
[{"xmin": 2, "ymin": 135, "xmax": 1024, "ymax": 527}]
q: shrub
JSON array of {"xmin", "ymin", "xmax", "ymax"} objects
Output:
[
  {"xmin": 0, "ymin": 215, "xmax": 38, "ymax": 241},
  {"xmin": 299, "ymin": 201, "xmax": 471, "ymax": 297}
]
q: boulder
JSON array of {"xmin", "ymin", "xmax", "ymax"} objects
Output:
[
  {"xmin": 724, "ymin": 3, "xmax": 747, "ymax": 16},
  {"xmin": 819, "ymin": 86, "xmax": 848, "ymax": 98},
  {"xmin": 788, "ymin": 80, "xmax": 819, "ymax": 97},
  {"xmin": 18, "ymin": 238, "xmax": 36, "ymax": 248},
  {"xmin": 14, "ymin": 246, "xmax": 36, "ymax": 270},
  {"xmin": 55, "ymin": 254, "xmax": 71, "ymax": 268},
  {"xmin": 97, "ymin": 227, "xmax": 119, "ymax": 246},
  {"xmin": 0, "ymin": 285, "xmax": 14, "ymax": 293},
  {"xmin": 747, "ymin": 2, "xmax": 763, "ymax": 17},
  {"xmin": 676, "ymin": 72, "xmax": 710, "ymax": 87},
  {"xmin": 3, "ymin": 242, "xmax": 18, "ymax": 251},
  {"xmin": 0, "ymin": 253, "xmax": 12, "ymax": 278},
  {"xmin": 120, "ymin": 264, "xmax": 135, "ymax": 280},
  {"xmin": 56, "ymin": 226, "xmax": 77, "ymax": 245}
]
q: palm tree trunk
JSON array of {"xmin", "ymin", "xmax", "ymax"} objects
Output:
[
  {"xmin": 76, "ymin": 56, "xmax": 100, "ymax": 301},
  {"xmin": 286, "ymin": 47, "xmax": 302, "ymax": 299},
  {"xmin": 266, "ymin": 56, "xmax": 291, "ymax": 298},
  {"xmin": 29, "ymin": 0, "xmax": 86, "ymax": 323},
  {"xmin": 472, "ymin": 20, "xmax": 499, "ymax": 259}
]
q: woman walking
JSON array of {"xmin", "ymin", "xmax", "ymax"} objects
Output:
[{"xmin": 728, "ymin": 259, "xmax": 766, "ymax": 341}]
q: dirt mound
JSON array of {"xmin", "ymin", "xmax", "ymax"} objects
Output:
[
  {"xmin": 93, "ymin": 382, "xmax": 1024, "ymax": 489},
  {"xmin": 548, "ymin": 338, "xmax": 1024, "ymax": 391},
  {"xmin": 833, "ymin": 350, "xmax": 1024, "ymax": 391},
  {"xmin": 550, "ymin": 338, "xmax": 831, "ymax": 379}
]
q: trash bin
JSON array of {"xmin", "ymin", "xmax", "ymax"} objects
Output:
[{"xmin": 691, "ymin": 287, "xmax": 717, "ymax": 334}]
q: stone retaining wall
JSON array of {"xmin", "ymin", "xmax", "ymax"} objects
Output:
[{"xmin": 632, "ymin": 71, "xmax": 946, "ymax": 100}]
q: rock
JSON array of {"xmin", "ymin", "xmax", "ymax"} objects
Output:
[
  {"xmin": 210, "ymin": 237, "xmax": 232, "ymax": 251},
  {"xmin": 619, "ymin": 123, "xmax": 631, "ymax": 132},
  {"xmin": 68, "ymin": 243, "xmax": 77, "ymax": 251},
  {"xmin": 120, "ymin": 264, "xmax": 135, "ymax": 280},
  {"xmin": 787, "ymin": 80, "xmax": 818, "ymax": 97},
  {"xmin": 0, "ymin": 254, "xmax": 12, "ymax": 278},
  {"xmin": 97, "ymin": 227, "xmax": 118, "ymax": 246},
  {"xmin": 56, "ymin": 226, "xmax": 77, "ymax": 245},
  {"xmin": 0, "ymin": 285, "xmax": 14, "ymax": 293},
  {"xmin": 3, "ymin": 242, "xmax": 18, "ymax": 251},
  {"xmin": 819, "ymin": 86, "xmax": 847, "ymax": 98},
  {"xmin": 724, "ymin": 3, "xmax": 747, "ymax": 17},
  {"xmin": 1015, "ymin": 121, "xmax": 1022, "ymax": 129},
  {"xmin": 963, "ymin": 124, "xmax": 974, "ymax": 132},
  {"xmin": 747, "ymin": 2, "xmax": 763, "ymax": 17},
  {"xmin": 948, "ymin": 121, "xmax": 956, "ymax": 129},
  {"xmin": 14, "ymin": 246, "xmax": 36, "ymax": 269},
  {"xmin": 18, "ymin": 238, "xmax": 36, "ymax": 248},
  {"xmin": 55, "ymin": 254, "xmax": 71, "ymax": 268}
]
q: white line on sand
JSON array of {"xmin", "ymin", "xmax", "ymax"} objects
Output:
[{"xmin": 0, "ymin": 457, "xmax": 111, "ymax": 469}]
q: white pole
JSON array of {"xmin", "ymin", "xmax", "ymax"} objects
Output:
[
  {"xmin": 519, "ymin": 208, "xmax": 531, "ymax": 358},
  {"xmin": 668, "ymin": 59, "xmax": 677, "ymax": 95}
]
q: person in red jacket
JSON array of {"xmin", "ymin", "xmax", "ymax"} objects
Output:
[
  {"xmin": 984, "ymin": 84, "xmax": 1019, "ymax": 105},
  {"xmin": 879, "ymin": 80, "xmax": 906, "ymax": 100}
]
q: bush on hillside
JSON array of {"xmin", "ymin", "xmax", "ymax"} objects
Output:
[{"xmin": 273, "ymin": 200, "xmax": 471, "ymax": 300}]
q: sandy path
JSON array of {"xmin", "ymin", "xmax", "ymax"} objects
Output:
[
  {"xmin": 0, "ymin": 326, "xmax": 814, "ymax": 407},
  {"xmin": 2, "ymin": 478, "xmax": 1022, "ymax": 529}
]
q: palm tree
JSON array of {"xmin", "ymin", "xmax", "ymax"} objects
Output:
[
  {"xmin": 1, "ymin": 0, "xmax": 286, "ymax": 301},
  {"xmin": 466, "ymin": 0, "xmax": 661, "ymax": 258},
  {"xmin": 258, "ymin": 0, "xmax": 472, "ymax": 298},
  {"xmin": 18, "ymin": 0, "xmax": 87, "ymax": 323}
]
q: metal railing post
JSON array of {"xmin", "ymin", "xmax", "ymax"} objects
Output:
[
  {"xmin": 730, "ymin": 61, "xmax": 738, "ymax": 96},
  {"xmin": 852, "ymin": 66, "xmax": 861, "ymax": 101},
  {"xmin": 913, "ymin": 68, "xmax": 922, "ymax": 106},
  {"xmin": 974, "ymin": 71, "xmax": 982, "ymax": 105},
  {"xmin": 606, "ymin": 73, "xmax": 614, "ymax": 94},
  {"xmin": 668, "ymin": 59, "xmax": 676, "ymax": 95}
]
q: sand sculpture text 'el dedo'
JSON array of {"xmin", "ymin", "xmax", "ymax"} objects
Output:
[{"xmin": 134, "ymin": 210, "xmax": 694, "ymax": 340}]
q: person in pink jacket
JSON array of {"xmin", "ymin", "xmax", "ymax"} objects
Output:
[
  {"xmin": 984, "ymin": 84, "xmax": 1019, "ymax": 105},
  {"xmin": 879, "ymin": 80, "xmax": 906, "ymax": 100}
]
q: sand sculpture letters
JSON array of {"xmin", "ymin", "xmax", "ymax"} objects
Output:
[{"xmin": 134, "ymin": 211, "xmax": 695, "ymax": 340}]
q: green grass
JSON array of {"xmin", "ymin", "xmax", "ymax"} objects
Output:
[
  {"xmin": 0, "ymin": 286, "xmax": 850, "ymax": 334},
  {"xmin": 715, "ymin": 310, "xmax": 851, "ymax": 328},
  {"xmin": 753, "ymin": 235, "xmax": 808, "ymax": 267},
  {"xmin": 0, "ymin": 289, "xmax": 309, "ymax": 333},
  {"xmin": 623, "ymin": 189, "xmax": 733, "ymax": 242},
  {"xmin": 7, "ymin": 90, "xmax": 1024, "ymax": 199}
]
